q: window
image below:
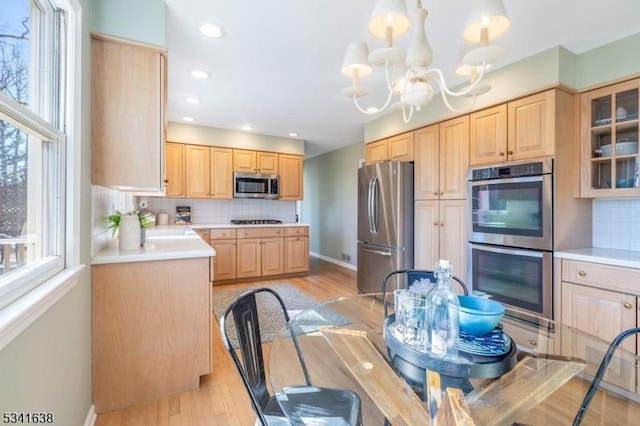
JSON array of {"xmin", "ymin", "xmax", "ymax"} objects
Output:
[{"xmin": 0, "ymin": 0, "xmax": 70, "ymax": 309}]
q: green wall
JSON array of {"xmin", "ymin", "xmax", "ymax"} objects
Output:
[
  {"xmin": 0, "ymin": 0, "xmax": 94, "ymax": 424},
  {"xmin": 301, "ymin": 142, "xmax": 363, "ymax": 266},
  {"xmin": 92, "ymin": 0, "xmax": 165, "ymax": 46}
]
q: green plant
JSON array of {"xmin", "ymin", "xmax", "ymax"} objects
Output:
[{"xmin": 106, "ymin": 210, "xmax": 151, "ymax": 237}]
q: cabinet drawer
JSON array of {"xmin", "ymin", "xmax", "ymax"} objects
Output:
[
  {"xmin": 285, "ymin": 226, "xmax": 309, "ymax": 237},
  {"xmin": 562, "ymin": 259, "xmax": 640, "ymax": 294},
  {"xmin": 237, "ymin": 227, "xmax": 283, "ymax": 239},
  {"xmin": 210, "ymin": 228, "xmax": 237, "ymax": 239},
  {"xmin": 503, "ymin": 322, "xmax": 555, "ymax": 355}
]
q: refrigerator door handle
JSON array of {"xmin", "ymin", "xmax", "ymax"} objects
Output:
[
  {"xmin": 362, "ymin": 247, "xmax": 392, "ymax": 257},
  {"xmin": 371, "ymin": 176, "xmax": 379, "ymax": 234},
  {"xmin": 368, "ymin": 177, "xmax": 375, "ymax": 234}
]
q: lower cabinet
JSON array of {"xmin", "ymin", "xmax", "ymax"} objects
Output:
[
  {"xmin": 209, "ymin": 228, "xmax": 237, "ymax": 282},
  {"xmin": 560, "ymin": 259, "xmax": 640, "ymax": 393},
  {"xmin": 285, "ymin": 226, "xmax": 310, "ymax": 273}
]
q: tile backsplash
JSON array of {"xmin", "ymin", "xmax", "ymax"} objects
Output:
[
  {"xmin": 138, "ymin": 197, "xmax": 298, "ymax": 225},
  {"xmin": 91, "ymin": 186, "xmax": 135, "ymax": 255},
  {"xmin": 592, "ymin": 198, "xmax": 640, "ymax": 251}
]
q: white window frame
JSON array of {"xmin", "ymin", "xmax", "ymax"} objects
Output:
[{"xmin": 0, "ymin": 0, "xmax": 84, "ymax": 350}]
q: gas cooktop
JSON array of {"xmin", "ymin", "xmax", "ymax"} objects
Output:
[{"xmin": 230, "ymin": 219, "xmax": 283, "ymax": 225}]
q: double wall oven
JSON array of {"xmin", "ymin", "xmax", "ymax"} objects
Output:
[{"xmin": 467, "ymin": 158, "xmax": 554, "ymax": 320}]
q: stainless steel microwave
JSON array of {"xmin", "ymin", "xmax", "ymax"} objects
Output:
[{"xmin": 233, "ymin": 172, "xmax": 279, "ymax": 199}]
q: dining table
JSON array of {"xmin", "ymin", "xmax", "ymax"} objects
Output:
[{"xmin": 268, "ymin": 293, "xmax": 640, "ymax": 425}]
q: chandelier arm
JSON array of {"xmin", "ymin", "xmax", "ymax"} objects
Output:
[
  {"xmin": 427, "ymin": 61, "xmax": 488, "ymax": 97},
  {"xmin": 439, "ymin": 87, "xmax": 478, "ymax": 113},
  {"xmin": 402, "ymin": 104, "xmax": 414, "ymax": 124},
  {"xmin": 352, "ymin": 90, "xmax": 394, "ymax": 115}
]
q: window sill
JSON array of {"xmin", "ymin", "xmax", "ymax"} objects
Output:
[{"xmin": 0, "ymin": 264, "xmax": 86, "ymax": 351}]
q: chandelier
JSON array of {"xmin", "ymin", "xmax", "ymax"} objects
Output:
[{"xmin": 341, "ymin": 0, "xmax": 511, "ymax": 123}]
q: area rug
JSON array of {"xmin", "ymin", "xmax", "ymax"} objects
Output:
[{"xmin": 213, "ymin": 283, "xmax": 350, "ymax": 348}]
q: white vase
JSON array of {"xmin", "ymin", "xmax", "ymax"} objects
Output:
[{"xmin": 119, "ymin": 214, "xmax": 141, "ymax": 251}]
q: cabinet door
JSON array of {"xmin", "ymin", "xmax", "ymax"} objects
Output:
[
  {"xmin": 414, "ymin": 200, "xmax": 439, "ymax": 269},
  {"xmin": 285, "ymin": 236, "xmax": 310, "ymax": 273},
  {"xmin": 185, "ymin": 145, "xmax": 210, "ymax": 198},
  {"xmin": 233, "ymin": 149, "xmax": 257, "ymax": 172},
  {"xmin": 561, "ymin": 282, "xmax": 636, "ymax": 392},
  {"xmin": 210, "ymin": 239, "xmax": 237, "ymax": 282},
  {"xmin": 210, "ymin": 147, "xmax": 233, "ymax": 199},
  {"xmin": 414, "ymin": 125, "xmax": 440, "ymax": 200},
  {"xmin": 388, "ymin": 132, "xmax": 414, "ymax": 162},
  {"xmin": 439, "ymin": 116, "xmax": 469, "ymax": 200},
  {"xmin": 508, "ymin": 90, "xmax": 556, "ymax": 161},
  {"xmin": 91, "ymin": 35, "xmax": 166, "ymax": 191},
  {"xmin": 438, "ymin": 200, "xmax": 467, "ymax": 283},
  {"xmin": 469, "ymin": 104, "xmax": 508, "ymax": 166},
  {"xmin": 278, "ymin": 154, "xmax": 303, "ymax": 200},
  {"xmin": 261, "ymin": 237, "xmax": 285, "ymax": 276},
  {"xmin": 365, "ymin": 139, "xmax": 388, "ymax": 164},
  {"xmin": 165, "ymin": 142, "xmax": 185, "ymax": 197},
  {"xmin": 236, "ymin": 238, "xmax": 261, "ymax": 278},
  {"xmin": 257, "ymin": 152, "xmax": 278, "ymax": 174}
]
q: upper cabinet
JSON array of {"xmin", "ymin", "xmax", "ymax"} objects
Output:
[
  {"xmin": 165, "ymin": 142, "xmax": 185, "ymax": 197},
  {"xmin": 415, "ymin": 117, "xmax": 469, "ymax": 200},
  {"xmin": 210, "ymin": 147, "xmax": 233, "ymax": 199},
  {"xmin": 365, "ymin": 132, "xmax": 414, "ymax": 165},
  {"xmin": 233, "ymin": 149, "xmax": 278, "ymax": 174},
  {"xmin": 469, "ymin": 90, "xmax": 557, "ymax": 166},
  {"xmin": 185, "ymin": 145, "xmax": 211, "ymax": 198},
  {"xmin": 580, "ymin": 78, "xmax": 640, "ymax": 197},
  {"xmin": 91, "ymin": 33, "xmax": 167, "ymax": 191},
  {"xmin": 278, "ymin": 154, "xmax": 304, "ymax": 200}
]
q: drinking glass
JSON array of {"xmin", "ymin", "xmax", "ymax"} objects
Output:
[{"xmin": 399, "ymin": 296, "xmax": 429, "ymax": 352}]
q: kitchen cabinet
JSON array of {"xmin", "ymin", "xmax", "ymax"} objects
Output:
[
  {"xmin": 165, "ymin": 142, "xmax": 185, "ymax": 197},
  {"xmin": 233, "ymin": 149, "xmax": 279, "ymax": 174},
  {"xmin": 580, "ymin": 77, "xmax": 640, "ymax": 196},
  {"xmin": 560, "ymin": 259, "xmax": 639, "ymax": 392},
  {"xmin": 365, "ymin": 131, "xmax": 414, "ymax": 165},
  {"xmin": 185, "ymin": 144, "xmax": 211, "ymax": 198},
  {"xmin": 285, "ymin": 226, "xmax": 310, "ymax": 273},
  {"xmin": 278, "ymin": 154, "xmax": 304, "ymax": 200},
  {"xmin": 91, "ymin": 33, "xmax": 166, "ymax": 191},
  {"xmin": 469, "ymin": 90, "xmax": 560, "ymax": 165},
  {"xmin": 210, "ymin": 147, "xmax": 233, "ymax": 199},
  {"xmin": 209, "ymin": 228, "xmax": 237, "ymax": 282},
  {"xmin": 414, "ymin": 199, "xmax": 467, "ymax": 281},
  {"xmin": 92, "ymin": 257, "xmax": 211, "ymax": 413},
  {"xmin": 236, "ymin": 227, "xmax": 284, "ymax": 278}
]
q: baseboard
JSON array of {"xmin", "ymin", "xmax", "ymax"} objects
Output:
[
  {"xmin": 309, "ymin": 252, "xmax": 357, "ymax": 271},
  {"xmin": 84, "ymin": 405, "xmax": 96, "ymax": 426}
]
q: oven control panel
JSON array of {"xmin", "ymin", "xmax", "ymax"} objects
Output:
[{"xmin": 469, "ymin": 159, "xmax": 552, "ymax": 181}]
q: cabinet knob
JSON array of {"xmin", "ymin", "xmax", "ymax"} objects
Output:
[
  {"xmin": 578, "ymin": 270, "xmax": 586, "ymax": 277},
  {"xmin": 433, "ymin": 221, "xmax": 438, "ymax": 226},
  {"xmin": 439, "ymin": 221, "xmax": 444, "ymax": 227},
  {"xmin": 529, "ymin": 340, "xmax": 537, "ymax": 347},
  {"xmin": 624, "ymin": 302, "xmax": 633, "ymax": 309},
  {"xmin": 433, "ymin": 192, "xmax": 438, "ymax": 196},
  {"xmin": 499, "ymin": 152, "xmax": 505, "ymax": 157},
  {"xmin": 439, "ymin": 191, "xmax": 444, "ymax": 195},
  {"xmin": 507, "ymin": 150, "xmax": 514, "ymax": 155}
]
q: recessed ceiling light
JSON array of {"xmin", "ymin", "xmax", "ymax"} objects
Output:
[
  {"xmin": 240, "ymin": 125, "xmax": 254, "ymax": 131},
  {"xmin": 182, "ymin": 116, "xmax": 195, "ymax": 122},
  {"xmin": 200, "ymin": 23, "xmax": 226, "ymax": 38},
  {"xmin": 288, "ymin": 132, "xmax": 299, "ymax": 137},
  {"xmin": 190, "ymin": 69, "xmax": 210, "ymax": 79},
  {"xmin": 186, "ymin": 97, "xmax": 201, "ymax": 104},
  {"xmin": 366, "ymin": 107, "xmax": 379, "ymax": 113}
]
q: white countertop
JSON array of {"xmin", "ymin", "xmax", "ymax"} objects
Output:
[
  {"xmin": 92, "ymin": 227, "xmax": 215, "ymax": 265},
  {"xmin": 554, "ymin": 247, "xmax": 640, "ymax": 269},
  {"xmin": 190, "ymin": 223, "xmax": 309, "ymax": 229}
]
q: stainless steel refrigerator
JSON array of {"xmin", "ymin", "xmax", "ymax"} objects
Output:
[{"xmin": 357, "ymin": 161, "xmax": 414, "ymax": 293}]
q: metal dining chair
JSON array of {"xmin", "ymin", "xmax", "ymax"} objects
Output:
[
  {"xmin": 573, "ymin": 327, "xmax": 640, "ymax": 425},
  {"xmin": 220, "ymin": 287, "xmax": 362, "ymax": 426}
]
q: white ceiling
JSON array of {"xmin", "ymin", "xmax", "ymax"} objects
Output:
[{"xmin": 163, "ymin": 0, "xmax": 640, "ymax": 158}]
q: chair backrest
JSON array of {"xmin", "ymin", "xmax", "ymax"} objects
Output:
[
  {"xmin": 381, "ymin": 269, "xmax": 469, "ymax": 318},
  {"xmin": 219, "ymin": 287, "xmax": 311, "ymax": 424}
]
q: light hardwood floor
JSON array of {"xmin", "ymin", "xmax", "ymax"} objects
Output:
[{"xmin": 94, "ymin": 257, "xmax": 358, "ymax": 426}]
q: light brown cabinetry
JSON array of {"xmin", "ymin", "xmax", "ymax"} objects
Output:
[
  {"xmin": 469, "ymin": 90, "xmax": 558, "ymax": 165},
  {"xmin": 185, "ymin": 144, "xmax": 211, "ymax": 198},
  {"xmin": 210, "ymin": 147, "xmax": 233, "ymax": 199},
  {"xmin": 92, "ymin": 257, "xmax": 211, "ymax": 413},
  {"xmin": 560, "ymin": 259, "xmax": 639, "ymax": 392},
  {"xmin": 285, "ymin": 227, "xmax": 310, "ymax": 273},
  {"xmin": 209, "ymin": 228, "xmax": 237, "ymax": 282},
  {"xmin": 580, "ymin": 78, "xmax": 640, "ymax": 196},
  {"xmin": 165, "ymin": 142, "xmax": 185, "ymax": 197},
  {"xmin": 91, "ymin": 33, "xmax": 166, "ymax": 191},
  {"xmin": 365, "ymin": 131, "xmax": 415, "ymax": 164},
  {"xmin": 278, "ymin": 154, "xmax": 304, "ymax": 200},
  {"xmin": 236, "ymin": 227, "xmax": 284, "ymax": 278},
  {"xmin": 233, "ymin": 149, "xmax": 279, "ymax": 174}
]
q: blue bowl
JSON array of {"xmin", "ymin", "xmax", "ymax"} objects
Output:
[{"xmin": 458, "ymin": 296, "xmax": 505, "ymax": 337}]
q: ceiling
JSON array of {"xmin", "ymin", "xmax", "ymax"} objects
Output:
[{"xmin": 163, "ymin": 0, "xmax": 640, "ymax": 158}]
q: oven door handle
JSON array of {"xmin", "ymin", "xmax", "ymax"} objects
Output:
[
  {"xmin": 470, "ymin": 244, "xmax": 545, "ymax": 258},
  {"xmin": 470, "ymin": 175, "xmax": 546, "ymax": 186}
]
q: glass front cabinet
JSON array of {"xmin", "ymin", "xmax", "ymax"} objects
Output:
[{"xmin": 581, "ymin": 78, "xmax": 640, "ymax": 196}]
